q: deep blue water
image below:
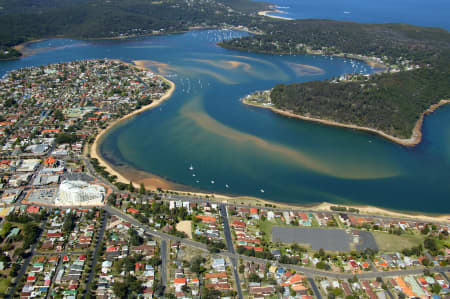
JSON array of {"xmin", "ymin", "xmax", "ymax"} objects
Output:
[
  {"xmin": 262, "ymin": 0, "xmax": 450, "ymax": 30},
  {"xmin": 1, "ymin": 30, "xmax": 448, "ymax": 213}
]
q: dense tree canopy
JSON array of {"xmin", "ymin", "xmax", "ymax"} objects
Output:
[
  {"xmin": 221, "ymin": 20, "xmax": 450, "ymax": 66},
  {"xmin": 222, "ymin": 20, "xmax": 450, "ymax": 139},
  {"xmin": 270, "ymin": 66, "xmax": 450, "ymax": 138},
  {"xmin": 0, "ymin": 0, "xmax": 267, "ymax": 58}
]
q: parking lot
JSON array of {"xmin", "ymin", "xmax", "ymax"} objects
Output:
[
  {"xmin": 354, "ymin": 230, "xmax": 379, "ymax": 252},
  {"xmin": 272, "ymin": 227, "xmax": 352, "ymax": 251}
]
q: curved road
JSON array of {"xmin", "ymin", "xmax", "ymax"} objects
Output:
[{"xmin": 103, "ymin": 205, "xmax": 450, "ymax": 280}]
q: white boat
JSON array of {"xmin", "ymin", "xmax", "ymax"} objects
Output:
[
  {"xmin": 192, "ymin": 174, "xmax": 196, "ymax": 177},
  {"xmin": 225, "ymin": 184, "xmax": 229, "ymax": 188},
  {"xmin": 211, "ymin": 180, "xmax": 215, "ymax": 184},
  {"xmin": 196, "ymin": 180, "xmax": 200, "ymax": 183},
  {"xmin": 260, "ymin": 189, "xmax": 265, "ymax": 193},
  {"xmin": 189, "ymin": 164, "xmax": 194, "ymax": 171}
]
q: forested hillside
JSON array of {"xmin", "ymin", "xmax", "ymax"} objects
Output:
[
  {"xmin": 270, "ymin": 66, "xmax": 450, "ymax": 138},
  {"xmin": 0, "ymin": 0, "xmax": 268, "ymax": 59},
  {"xmin": 220, "ymin": 20, "xmax": 450, "ymax": 65},
  {"xmin": 222, "ymin": 19, "xmax": 450, "ymax": 140}
]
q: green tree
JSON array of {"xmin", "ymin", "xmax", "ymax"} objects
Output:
[
  {"xmin": 190, "ymin": 255, "xmax": 204, "ymax": 275},
  {"xmin": 431, "ymin": 283, "xmax": 441, "ymax": 294},
  {"xmin": 139, "ymin": 183, "xmax": 146, "ymax": 194},
  {"xmin": 128, "ymin": 181, "xmax": 135, "ymax": 192},
  {"xmin": 248, "ymin": 272, "xmax": 261, "ymax": 283},
  {"xmin": 53, "ymin": 109, "xmax": 65, "ymax": 121}
]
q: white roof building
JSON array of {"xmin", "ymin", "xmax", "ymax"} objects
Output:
[{"xmin": 56, "ymin": 180, "xmax": 105, "ymax": 206}]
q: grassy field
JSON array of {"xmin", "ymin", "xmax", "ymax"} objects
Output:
[
  {"xmin": 373, "ymin": 232, "xmax": 424, "ymax": 252},
  {"xmin": 258, "ymin": 220, "xmax": 273, "ymax": 242},
  {"xmin": 0, "ymin": 277, "xmax": 11, "ymax": 294}
]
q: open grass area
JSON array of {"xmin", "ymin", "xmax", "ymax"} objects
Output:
[
  {"xmin": 373, "ymin": 232, "xmax": 424, "ymax": 252},
  {"xmin": 258, "ymin": 220, "xmax": 273, "ymax": 242},
  {"xmin": 0, "ymin": 277, "xmax": 11, "ymax": 294}
]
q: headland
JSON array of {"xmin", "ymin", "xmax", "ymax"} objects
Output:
[{"xmin": 242, "ymin": 92, "xmax": 450, "ymax": 147}]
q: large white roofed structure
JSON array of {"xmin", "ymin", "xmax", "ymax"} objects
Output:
[{"xmin": 56, "ymin": 180, "xmax": 105, "ymax": 206}]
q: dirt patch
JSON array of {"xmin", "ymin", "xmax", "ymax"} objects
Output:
[{"xmin": 176, "ymin": 220, "xmax": 192, "ymax": 239}]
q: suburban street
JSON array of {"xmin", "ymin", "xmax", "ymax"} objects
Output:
[
  {"xmin": 82, "ymin": 210, "xmax": 108, "ymax": 299},
  {"xmin": 5, "ymin": 160, "xmax": 450, "ymax": 299},
  {"xmin": 7, "ymin": 219, "xmax": 48, "ymax": 299},
  {"xmin": 5, "ymin": 155, "xmax": 446, "ymax": 298},
  {"xmin": 103, "ymin": 202, "xmax": 450, "ymax": 280},
  {"xmin": 81, "ymin": 156, "xmax": 450, "ymax": 226},
  {"xmin": 1, "ymin": 37, "xmax": 448, "ymax": 299},
  {"xmin": 220, "ymin": 204, "xmax": 243, "ymax": 299},
  {"xmin": 307, "ymin": 277, "xmax": 322, "ymax": 299},
  {"xmin": 160, "ymin": 239, "xmax": 167, "ymax": 289}
]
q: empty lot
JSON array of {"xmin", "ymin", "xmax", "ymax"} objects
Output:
[{"xmin": 272, "ymin": 227, "xmax": 351, "ymax": 251}]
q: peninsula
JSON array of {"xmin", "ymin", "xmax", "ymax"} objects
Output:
[
  {"xmin": 0, "ymin": 0, "xmax": 450, "ymax": 297},
  {"xmin": 257, "ymin": 6, "xmax": 293, "ymax": 20},
  {"xmin": 0, "ymin": 44, "xmax": 449, "ymax": 299},
  {"xmin": 222, "ymin": 20, "xmax": 450, "ymax": 145},
  {"xmin": 242, "ymin": 72, "xmax": 450, "ymax": 146}
]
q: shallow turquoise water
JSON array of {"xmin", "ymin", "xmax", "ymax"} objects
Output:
[{"xmin": 0, "ymin": 30, "xmax": 448, "ymax": 213}]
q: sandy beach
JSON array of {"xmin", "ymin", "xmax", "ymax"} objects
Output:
[
  {"xmin": 89, "ymin": 63, "xmax": 450, "ymax": 223},
  {"xmin": 226, "ymin": 197, "xmax": 450, "ymax": 223},
  {"xmin": 258, "ymin": 10, "xmax": 293, "ymax": 20},
  {"xmin": 89, "ymin": 60, "xmax": 175, "ymax": 189},
  {"xmin": 10, "ymin": 39, "xmax": 47, "ymax": 58},
  {"xmin": 244, "ymin": 99, "xmax": 450, "ymax": 147},
  {"xmin": 9, "ymin": 32, "xmax": 449, "ymax": 224}
]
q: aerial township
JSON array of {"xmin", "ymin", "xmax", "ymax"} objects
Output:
[{"xmin": 0, "ymin": 58, "xmax": 448, "ymax": 298}]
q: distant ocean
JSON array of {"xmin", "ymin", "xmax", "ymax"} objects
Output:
[{"xmin": 261, "ymin": 0, "xmax": 450, "ymax": 30}]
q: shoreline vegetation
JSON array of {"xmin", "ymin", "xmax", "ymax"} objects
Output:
[
  {"xmin": 89, "ymin": 60, "xmax": 176, "ymax": 190},
  {"xmin": 221, "ymin": 20, "xmax": 450, "ymax": 144},
  {"xmin": 242, "ymin": 95, "xmax": 450, "ymax": 147},
  {"xmin": 5, "ymin": 24, "xmax": 263, "ymax": 61},
  {"xmin": 84, "ymin": 61, "xmax": 450, "ymax": 223},
  {"xmin": 0, "ymin": 0, "xmax": 270, "ymax": 59},
  {"xmin": 8, "ymin": 27, "xmax": 450, "ymax": 222}
]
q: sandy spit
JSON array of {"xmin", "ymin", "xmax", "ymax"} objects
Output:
[{"xmin": 258, "ymin": 10, "xmax": 293, "ymax": 20}]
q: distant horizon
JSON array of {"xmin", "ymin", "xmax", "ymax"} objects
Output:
[{"xmin": 258, "ymin": 0, "xmax": 450, "ymax": 30}]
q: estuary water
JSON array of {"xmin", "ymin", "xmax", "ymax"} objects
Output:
[
  {"xmin": 263, "ymin": 0, "xmax": 450, "ymax": 30},
  {"xmin": 0, "ymin": 30, "xmax": 449, "ymax": 213}
]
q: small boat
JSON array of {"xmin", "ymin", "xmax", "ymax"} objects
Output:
[
  {"xmin": 196, "ymin": 180, "xmax": 200, "ymax": 183},
  {"xmin": 260, "ymin": 189, "xmax": 265, "ymax": 193},
  {"xmin": 225, "ymin": 184, "xmax": 229, "ymax": 188},
  {"xmin": 192, "ymin": 174, "xmax": 196, "ymax": 177},
  {"xmin": 211, "ymin": 180, "xmax": 215, "ymax": 184},
  {"xmin": 189, "ymin": 164, "xmax": 194, "ymax": 171},
  {"xmin": 344, "ymin": 11, "xmax": 352, "ymax": 14}
]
